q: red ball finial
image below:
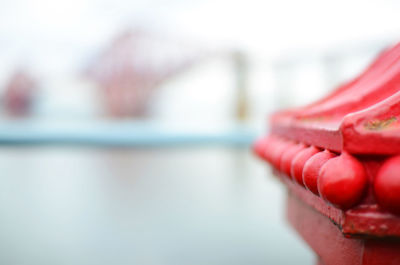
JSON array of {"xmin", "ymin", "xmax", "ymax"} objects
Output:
[
  {"xmin": 374, "ymin": 155, "xmax": 400, "ymax": 215},
  {"xmin": 252, "ymin": 137, "xmax": 269, "ymax": 159},
  {"xmin": 303, "ymin": 150, "xmax": 336, "ymax": 195},
  {"xmin": 318, "ymin": 152, "xmax": 367, "ymax": 209},
  {"xmin": 291, "ymin": 146, "xmax": 320, "ymax": 186},
  {"xmin": 270, "ymin": 138, "xmax": 291, "ymax": 169},
  {"xmin": 280, "ymin": 143, "xmax": 306, "ymax": 177}
]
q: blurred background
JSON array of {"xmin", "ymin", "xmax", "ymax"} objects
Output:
[{"xmin": 0, "ymin": 0, "xmax": 399, "ymax": 264}]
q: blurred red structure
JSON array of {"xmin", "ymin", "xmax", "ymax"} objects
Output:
[
  {"xmin": 254, "ymin": 42, "xmax": 400, "ymax": 264},
  {"xmin": 85, "ymin": 29, "xmax": 206, "ymax": 118},
  {"xmin": 3, "ymin": 69, "xmax": 37, "ymax": 117}
]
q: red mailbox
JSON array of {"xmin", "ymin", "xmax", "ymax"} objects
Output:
[{"xmin": 254, "ymin": 42, "xmax": 400, "ymax": 265}]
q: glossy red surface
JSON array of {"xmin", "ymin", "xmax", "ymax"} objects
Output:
[
  {"xmin": 318, "ymin": 152, "xmax": 368, "ymax": 209},
  {"xmin": 280, "ymin": 143, "xmax": 306, "ymax": 178},
  {"xmin": 270, "ymin": 137, "xmax": 291, "ymax": 168},
  {"xmin": 252, "ymin": 136, "xmax": 269, "ymax": 160},
  {"xmin": 291, "ymin": 146, "xmax": 320, "ymax": 186},
  {"xmin": 269, "ymin": 42, "xmax": 400, "ymax": 155},
  {"xmin": 282, "ymin": 174, "xmax": 400, "ymax": 237},
  {"xmin": 303, "ymin": 150, "xmax": 336, "ymax": 195},
  {"xmin": 374, "ymin": 155, "xmax": 400, "ymax": 214},
  {"xmin": 254, "ymin": 41, "xmax": 400, "ymax": 265}
]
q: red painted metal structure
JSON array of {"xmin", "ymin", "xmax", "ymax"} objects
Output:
[{"xmin": 254, "ymin": 42, "xmax": 400, "ymax": 265}]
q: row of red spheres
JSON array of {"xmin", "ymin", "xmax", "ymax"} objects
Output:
[{"xmin": 253, "ymin": 135, "xmax": 400, "ymax": 214}]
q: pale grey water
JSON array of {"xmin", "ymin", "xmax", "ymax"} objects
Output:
[{"xmin": 0, "ymin": 146, "xmax": 313, "ymax": 265}]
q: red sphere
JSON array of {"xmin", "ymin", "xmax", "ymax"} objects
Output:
[
  {"xmin": 291, "ymin": 146, "xmax": 320, "ymax": 186},
  {"xmin": 270, "ymin": 138, "xmax": 291, "ymax": 169},
  {"xmin": 252, "ymin": 136, "xmax": 270, "ymax": 160},
  {"xmin": 280, "ymin": 143, "xmax": 306, "ymax": 177},
  {"xmin": 374, "ymin": 156, "xmax": 400, "ymax": 215},
  {"xmin": 303, "ymin": 150, "xmax": 336, "ymax": 195},
  {"xmin": 318, "ymin": 152, "xmax": 367, "ymax": 209}
]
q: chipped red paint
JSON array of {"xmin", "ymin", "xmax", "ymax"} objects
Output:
[
  {"xmin": 269, "ymin": 43, "xmax": 400, "ymax": 155},
  {"xmin": 253, "ymin": 41, "xmax": 400, "ymax": 264},
  {"xmin": 287, "ymin": 191, "xmax": 400, "ymax": 265}
]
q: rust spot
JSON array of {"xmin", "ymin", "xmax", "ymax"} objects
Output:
[{"xmin": 364, "ymin": 117, "xmax": 398, "ymax": 131}]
